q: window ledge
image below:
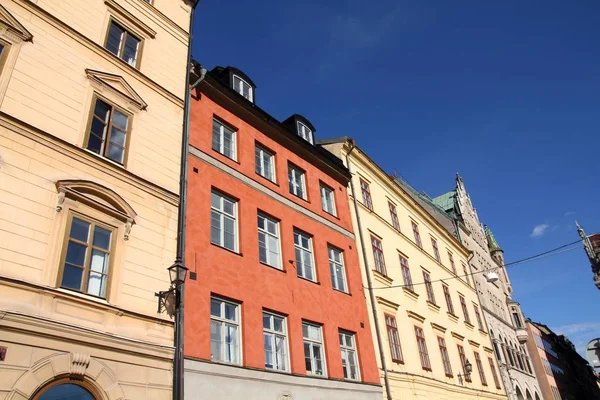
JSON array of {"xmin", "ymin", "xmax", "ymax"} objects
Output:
[
  {"xmin": 427, "ymin": 301, "xmax": 441, "ymax": 312},
  {"xmin": 333, "ymin": 288, "xmax": 351, "ymax": 296},
  {"xmin": 391, "ymin": 359, "xmax": 405, "ymax": 365},
  {"xmin": 256, "ymin": 173, "xmax": 279, "ymax": 187},
  {"xmin": 297, "ymin": 275, "xmax": 320, "ymax": 285},
  {"xmin": 84, "ymin": 148, "xmax": 126, "ymax": 169},
  {"xmin": 56, "ymin": 287, "xmax": 109, "ymax": 305},
  {"xmin": 260, "ymin": 261, "xmax": 286, "ymax": 273},
  {"xmin": 464, "ymin": 321, "xmax": 475, "ymax": 330},
  {"xmin": 372, "ymin": 269, "xmax": 393, "ymax": 286},
  {"xmin": 212, "ymin": 148, "xmax": 240, "ymax": 165},
  {"xmin": 445, "ymin": 373, "xmax": 454, "ymax": 378},
  {"xmin": 479, "ymin": 329, "xmax": 488, "ymax": 336},
  {"xmin": 447, "ymin": 312, "xmax": 459, "ymax": 323},
  {"xmin": 290, "ymin": 192, "xmax": 310, "ymax": 204},
  {"xmin": 402, "ymin": 287, "xmax": 419, "ymax": 301},
  {"xmin": 210, "ymin": 242, "xmax": 242, "ymax": 257}
]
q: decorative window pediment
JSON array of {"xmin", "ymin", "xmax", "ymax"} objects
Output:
[
  {"xmin": 86, "ymin": 69, "xmax": 147, "ymax": 111},
  {"xmin": 0, "ymin": 4, "xmax": 33, "ymax": 42},
  {"xmin": 56, "ymin": 180, "xmax": 137, "ymax": 239}
]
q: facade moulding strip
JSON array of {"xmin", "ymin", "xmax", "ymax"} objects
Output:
[{"xmin": 189, "ymin": 146, "xmax": 355, "ymax": 240}]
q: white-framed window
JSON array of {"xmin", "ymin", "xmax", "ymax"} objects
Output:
[
  {"xmin": 210, "ymin": 297, "xmax": 241, "ymax": 364},
  {"xmin": 303, "ymin": 322, "xmax": 326, "ymax": 376},
  {"xmin": 328, "ymin": 246, "xmax": 347, "ymax": 292},
  {"xmin": 258, "ymin": 213, "xmax": 281, "ymax": 269},
  {"xmin": 294, "ymin": 230, "xmax": 315, "ymax": 281},
  {"xmin": 255, "ymin": 144, "xmax": 275, "ymax": 182},
  {"xmin": 320, "ymin": 184, "xmax": 336, "ymax": 216},
  {"xmin": 288, "ymin": 164, "xmax": 307, "ymax": 200},
  {"xmin": 339, "ymin": 331, "xmax": 360, "ymax": 381},
  {"xmin": 212, "ymin": 119, "xmax": 237, "ymax": 160},
  {"xmin": 297, "ymin": 121, "xmax": 313, "ymax": 144},
  {"xmin": 233, "ymin": 74, "xmax": 253, "ymax": 102},
  {"xmin": 263, "ymin": 312, "xmax": 289, "ymax": 372},
  {"xmin": 211, "ymin": 191, "xmax": 238, "ymax": 252}
]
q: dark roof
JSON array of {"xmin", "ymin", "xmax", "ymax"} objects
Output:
[
  {"xmin": 283, "ymin": 114, "xmax": 316, "ymax": 133},
  {"xmin": 211, "ymin": 66, "xmax": 257, "ymax": 88}
]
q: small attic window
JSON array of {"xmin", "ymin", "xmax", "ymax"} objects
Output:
[
  {"xmin": 233, "ymin": 74, "xmax": 253, "ymax": 102},
  {"xmin": 297, "ymin": 121, "xmax": 313, "ymax": 144}
]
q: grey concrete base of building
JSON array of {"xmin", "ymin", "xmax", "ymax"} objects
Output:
[{"xmin": 184, "ymin": 359, "xmax": 383, "ymax": 400}]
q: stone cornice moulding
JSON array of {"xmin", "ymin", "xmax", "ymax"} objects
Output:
[
  {"xmin": 86, "ymin": 69, "xmax": 148, "ymax": 111},
  {"xmin": 0, "ymin": 4, "xmax": 33, "ymax": 42},
  {"xmin": 12, "ymin": 0, "xmax": 184, "ymax": 107},
  {"xmin": 451, "ymin": 331, "xmax": 466, "ymax": 341},
  {"xmin": 134, "ymin": 0, "xmax": 189, "ymax": 40},
  {"xmin": 431, "ymin": 322, "xmax": 447, "ymax": 333},
  {"xmin": 406, "ymin": 310, "xmax": 426, "ymax": 323},
  {"xmin": 105, "ymin": 0, "xmax": 157, "ymax": 39},
  {"xmin": 468, "ymin": 339, "xmax": 481, "ymax": 348},
  {"xmin": 376, "ymin": 296, "xmax": 400, "ymax": 311},
  {"xmin": 483, "ymin": 346, "xmax": 494, "ymax": 354}
]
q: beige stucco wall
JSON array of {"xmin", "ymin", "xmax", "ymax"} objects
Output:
[
  {"xmin": 322, "ymin": 141, "xmax": 507, "ymax": 400},
  {"xmin": 0, "ymin": 0, "xmax": 190, "ymax": 398}
]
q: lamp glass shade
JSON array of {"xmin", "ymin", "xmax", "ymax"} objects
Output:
[{"xmin": 168, "ymin": 262, "xmax": 188, "ymax": 286}]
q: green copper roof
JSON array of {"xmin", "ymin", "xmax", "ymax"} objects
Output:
[
  {"xmin": 485, "ymin": 225, "xmax": 502, "ymax": 251},
  {"xmin": 431, "ymin": 191, "xmax": 456, "ymax": 213}
]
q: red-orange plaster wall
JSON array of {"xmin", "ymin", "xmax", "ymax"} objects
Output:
[{"xmin": 183, "ymin": 90, "xmax": 380, "ymax": 384}]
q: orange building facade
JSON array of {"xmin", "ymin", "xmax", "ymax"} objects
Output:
[{"xmin": 182, "ymin": 64, "xmax": 382, "ymax": 399}]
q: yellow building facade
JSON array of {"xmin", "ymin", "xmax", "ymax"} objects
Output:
[
  {"xmin": 0, "ymin": 0, "xmax": 192, "ymax": 399},
  {"xmin": 321, "ymin": 138, "xmax": 508, "ymax": 400}
]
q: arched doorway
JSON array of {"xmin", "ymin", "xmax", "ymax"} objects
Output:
[
  {"xmin": 516, "ymin": 386, "xmax": 525, "ymax": 400},
  {"xmin": 33, "ymin": 379, "xmax": 98, "ymax": 400}
]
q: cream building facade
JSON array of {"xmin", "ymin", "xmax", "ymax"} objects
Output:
[
  {"xmin": 321, "ymin": 138, "xmax": 508, "ymax": 400},
  {"xmin": 432, "ymin": 176, "xmax": 543, "ymax": 400},
  {"xmin": 0, "ymin": 0, "xmax": 192, "ymax": 399}
]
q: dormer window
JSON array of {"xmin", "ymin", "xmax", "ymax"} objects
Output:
[
  {"xmin": 297, "ymin": 122, "xmax": 313, "ymax": 144},
  {"xmin": 233, "ymin": 74, "xmax": 253, "ymax": 102}
]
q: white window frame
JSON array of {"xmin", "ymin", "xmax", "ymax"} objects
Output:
[
  {"xmin": 328, "ymin": 246, "xmax": 347, "ymax": 293},
  {"xmin": 339, "ymin": 331, "xmax": 360, "ymax": 381},
  {"xmin": 320, "ymin": 184, "xmax": 336, "ymax": 216},
  {"xmin": 212, "ymin": 119, "xmax": 237, "ymax": 160},
  {"xmin": 255, "ymin": 144, "xmax": 276, "ymax": 182},
  {"xmin": 288, "ymin": 164, "xmax": 307, "ymax": 200},
  {"xmin": 211, "ymin": 191, "xmax": 238, "ymax": 252},
  {"xmin": 303, "ymin": 322, "xmax": 327, "ymax": 376},
  {"xmin": 233, "ymin": 74, "xmax": 253, "ymax": 102},
  {"xmin": 263, "ymin": 311, "xmax": 290, "ymax": 372},
  {"xmin": 297, "ymin": 121, "xmax": 313, "ymax": 144},
  {"xmin": 210, "ymin": 297, "xmax": 241, "ymax": 365},
  {"xmin": 258, "ymin": 213, "xmax": 281, "ymax": 269},
  {"xmin": 294, "ymin": 229, "xmax": 316, "ymax": 281}
]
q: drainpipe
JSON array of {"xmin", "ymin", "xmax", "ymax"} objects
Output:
[
  {"xmin": 173, "ymin": 1, "xmax": 202, "ymax": 399},
  {"xmin": 345, "ymin": 140, "xmax": 393, "ymax": 400}
]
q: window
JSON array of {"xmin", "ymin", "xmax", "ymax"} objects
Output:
[
  {"xmin": 211, "ymin": 191, "xmax": 237, "ymax": 252},
  {"xmin": 295, "ymin": 230, "xmax": 315, "ymax": 281},
  {"xmin": 59, "ymin": 215, "xmax": 113, "ymax": 298},
  {"xmin": 360, "ymin": 179, "xmax": 373, "ymax": 211},
  {"xmin": 85, "ymin": 97, "xmax": 130, "ymax": 165},
  {"xmin": 371, "ymin": 236, "xmax": 387, "ymax": 276},
  {"xmin": 448, "ymin": 251, "xmax": 457, "ymax": 274},
  {"xmin": 459, "ymin": 295, "xmax": 471, "ymax": 324},
  {"xmin": 389, "ymin": 202, "xmax": 400, "ymax": 231},
  {"xmin": 288, "ymin": 164, "xmax": 307, "ymax": 199},
  {"xmin": 474, "ymin": 304, "xmax": 484, "ymax": 331},
  {"xmin": 438, "ymin": 337, "xmax": 453, "ymax": 376},
  {"xmin": 297, "ymin": 121, "xmax": 314, "ymax": 144},
  {"xmin": 512, "ymin": 312, "xmax": 523, "ymax": 328},
  {"xmin": 399, "ymin": 255, "xmax": 413, "ymax": 291},
  {"xmin": 462, "ymin": 262, "xmax": 471, "ymax": 286},
  {"xmin": 489, "ymin": 357, "xmax": 501, "ymax": 389},
  {"xmin": 423, "ymin": 270, "xmax": 436, "ymax": 304},
  {"xmin": 443, "ymin": 284, "xmax": 455, "ymax": 315},
  {"xmin": 412, "ymin": 221, "xmax": 422, "ymax": 248},
  {"xmin": 210, "ymin": 297, "xmax": 240, "ymax": 364},
  {"xmin": 385, "ymin": 315, "xmax": 403, "ymax": 362},
  {"xmin": 263, "ymin": 312, "xmax": 289, "ymax": 371},
  {"xmin": 320, "ymin": 184, "xmax": 336, "ymax": 216},
  {"xmin": 431, "ymin": 238, "xmax": 441, "ymax": 262},
  {"xmin": 233, "ymin": 74, "xmax": 253, "ymax": 102},
  {"xmin": 258, "ymin": 213, "xmax": 281, "ymax": 269},
  {"xmin": 339, "ymin": 331, "xmax": 360, "ymax": 381},
  {"xmin": 457, "ymin": 345, "xmax": 471, "ymax": 382},
  {"xmin": 255, "ymin": 144, "xmax": 275, "ymax": 182},
  {"xmin": 328, "ymin": 246, "xmax": 347, "ymax": 292},
  {"xmin": 212, "ymin": 119, "xmax": 236, "ymax": 160},
  {"xmin": 105, "ymin": 21, "xmax": 141, "ymax": 67},
  {"xmin": 0, "ymin": 40, "xmax": 9, "ymax": 76},
  {"xmin": 414, "ymin": 326, "xmax": 431, "ymax": 370},
  {"xmin": 303, "ymin": 322, "xmax": 326, "ymax": 376},
  {"xmin": 474, "ymin": 352, "xmax": 487, "ymax": 386},
  {"xmin": 36, "ymin": 382, "xmax": 96, "ymax": 400}
]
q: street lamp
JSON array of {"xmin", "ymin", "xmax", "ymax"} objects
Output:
[
  {"xmin": 156, "ymin": 260, "xmax": 188, "ymax": 317},
  {"xmin": 457, "ymin": 359, "xmax": 473, "ymax": 385}
]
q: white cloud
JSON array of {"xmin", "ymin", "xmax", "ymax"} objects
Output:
[
  {"xmin": 554, "ymin": 322, "xmax": 600, "ymax": 336},
  {"xmin": 564, "ymin": 211, "xmax": 576, "ymax": 217},
  {"xmin": 530, "ymin": 224, "xmax": 549, "ymax": 238}
]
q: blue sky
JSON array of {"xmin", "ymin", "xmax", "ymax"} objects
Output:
[{"xmin": 193, "ymin": 0, "xmax": 600, "ymax": 355}]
